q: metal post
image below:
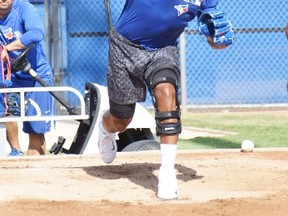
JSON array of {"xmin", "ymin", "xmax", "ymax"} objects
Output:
[
  {"xmin": 104, "ymin": 0, "xmax": 113, "ymax": 31},
  {"xmin": 179, "ymin": 32, "xmax": 187, "ymax": 112},
  {"xmin": 44, "ymin": 0, "xmax": 51, "ymax": 63},
  {"xmin": 52, "ymin": 0, "xmax": 60, "ymax": 85}
]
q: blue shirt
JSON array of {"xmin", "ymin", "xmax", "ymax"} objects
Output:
[
  {"xmin": 115, "ymin": 0, "xmax": 218, "ymax": 50},
  {"xmin": 0, "ymin": 0, "xmax": 52, "ymax": 79}
]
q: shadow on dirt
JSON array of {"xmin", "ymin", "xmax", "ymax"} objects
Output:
[{"xmin": 83, "ymin": 163, "xmax": 202, "ymax": 192}]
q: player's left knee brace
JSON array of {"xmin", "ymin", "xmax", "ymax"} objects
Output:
[{"xmin": 147, "ymin": 64, "xmax": 182, "ymax": 136}]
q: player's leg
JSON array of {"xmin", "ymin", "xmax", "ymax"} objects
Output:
[
  {"xmin": 102, "ymin": 101, "xmax": 135, "ymax": 133},
  {"xmin": 98, "ymin": 29, "xmax": 148, "ymax": 163},
  {"xmin": 154, "ymin": 81, "xmax": 180, "ymax": 200},
  {"xmin": 5, "ymin": 77, "xmax": 28, "ymax": 156},
  {"xmin": 28, "ymin": 133, "xmax": 46, "ymax": 155},
  {"xmin": 6, "ymin": 122, "xmax": 24, "ymax": 156},
  {"xmin": 145, "ymin": 51, "xmax": 181, "ymax": 199},
  {"xmin": 24, "ymin": 78, "xmax": 55, "ymax": 155},
  {"xmin": 98, "ymin": 101, "xmax": 135, "ymax": 164}
]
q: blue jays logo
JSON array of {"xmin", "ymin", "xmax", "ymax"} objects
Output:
[
  {"xmin": 2, "ymin": 28, "xmax": 13, "ymax": 40},
  {"xmin": 174, "ymin": 4, "xmax": 189, "ymax": 16}
]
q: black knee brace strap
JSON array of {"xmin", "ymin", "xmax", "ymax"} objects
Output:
[{"xmin": 155, "ymin": 110, "xmax": 182, "ymax": 136}]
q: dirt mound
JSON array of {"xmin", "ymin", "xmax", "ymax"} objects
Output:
[{"xmin": 1, "ymin": 149, "xmax": 288, "ymax": 216}]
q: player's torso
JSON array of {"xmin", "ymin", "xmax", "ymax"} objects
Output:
[
  {"xmin": 115, "ymin": 0, "xmax": 202, "ymax": 49},
  {"xmin": 0, "ymin": 9, "xmax": 25, "ymax": 50},
  {"xmin": 0, "ymin": 6, "xmax": 51, "ymax": 79}
]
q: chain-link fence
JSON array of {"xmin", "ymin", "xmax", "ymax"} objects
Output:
[{"xmin": 34, "ymin": 0, "xmax": 288, "ymax": 110}]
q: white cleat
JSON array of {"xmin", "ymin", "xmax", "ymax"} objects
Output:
[
  {"xmin": 98, "ymin": 122, "xmax": 117, "ymax": 164},
  {"xmin": 157, "ymin": 169, "xmax": 179, "ymax": 200}
]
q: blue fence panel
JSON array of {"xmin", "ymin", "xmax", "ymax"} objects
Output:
[
  {"xmin": 184, "ymin": 0, "xmax": 288, "ymax": 106},
  {"xmin": 37, "ymin": 0, "xmax": 288, "ymax": 107}
]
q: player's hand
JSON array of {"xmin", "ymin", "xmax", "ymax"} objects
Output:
[
  {"xmin": 198, "ymin": 10, "xmax": 235, "ymax": 47},
  {"xmin": 206, "ymin": 36, "xmax": 228, "ymax": 49}
]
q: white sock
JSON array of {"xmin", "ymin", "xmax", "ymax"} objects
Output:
[{"xmin": 160, "ymin": 144, "xmax": 177, "ymax": 172}]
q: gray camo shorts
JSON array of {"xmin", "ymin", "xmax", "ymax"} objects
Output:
[{"xmin": 107, "ymin": 28, "xmax": 179, "ymax": 104}]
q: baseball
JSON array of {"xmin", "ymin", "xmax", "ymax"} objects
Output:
[{"xmin": 241, "ymin": 139, "xmax": 254, "ymax": 152}]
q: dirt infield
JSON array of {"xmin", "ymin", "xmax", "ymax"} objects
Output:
[{"xmin": 1, "ymin": 148, "xmax": 288, "ymax": 216}]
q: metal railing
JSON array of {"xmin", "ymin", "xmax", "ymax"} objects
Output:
[{"xmin": 0, "ymin": 86, "xmax": 88, "ymax": 122}]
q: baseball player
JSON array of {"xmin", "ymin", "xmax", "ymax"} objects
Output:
[
  {"xmin": 0, "ymin": 0, "xmax": 55, "ymax": 156},
  {"xmin": 98, "ymin": 0, "xmax": 235, "ymax": 199}
]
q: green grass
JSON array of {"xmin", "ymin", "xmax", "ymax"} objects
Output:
[{"xmin": 178, "ymin": 111, "xmax": 288, "ymax": 150}]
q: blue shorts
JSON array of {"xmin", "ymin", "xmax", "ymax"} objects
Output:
[{"xmin": 10, "ymin": 75, "xmax": 56, "ymax": 134}]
